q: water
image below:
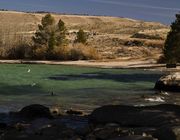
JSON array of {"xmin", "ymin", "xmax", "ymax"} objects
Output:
[{"xmin": 0, "ymin": 64, "xmax": 167, "ymax": 112}]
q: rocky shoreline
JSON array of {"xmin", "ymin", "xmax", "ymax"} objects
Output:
[{"xmin": 0, "ymin": 104, "xmax": 180, "ymax": 140}]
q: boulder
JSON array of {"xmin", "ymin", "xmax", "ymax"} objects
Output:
[
  {"xmin": 154, "ymin": 72, "xmax": 180, "ymax": 92},
  {"xmin": 18, "ymin": 104, "xmax": 52, "ymax": 120},
  {"xmin": 109, "ymin": 135, "xmax": 155, "ymax": 140},
  {"xmin": 66, "ymin": 109, "xmax": 83, "ymax": 115},
  {"xmin": 154, "ymin": 125, "xmax": 180, "ymax": 140},
  {"xmin": 89, "ymin": 104, "xmax": 180, "ymax": 127}
]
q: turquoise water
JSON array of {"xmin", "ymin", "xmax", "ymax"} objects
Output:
[{"xmin": 0, "ymin": 64, "xmax": 163, "ymax": 112}]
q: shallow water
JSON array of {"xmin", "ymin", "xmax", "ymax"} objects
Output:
[{"xmin": 0, "ymin": 64, "xmax": 170, "ymax": 112}]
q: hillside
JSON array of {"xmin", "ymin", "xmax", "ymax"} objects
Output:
[{"xmin": 0, "ymin": 11, "xmax": 169, "ymax": 60}]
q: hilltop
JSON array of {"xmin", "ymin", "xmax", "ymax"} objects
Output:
[{"xmin": 0, "ymin": 11, "xmax": 169, "ymax": 60}]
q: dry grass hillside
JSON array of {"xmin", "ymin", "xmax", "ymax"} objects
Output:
[{"xmin": 0, "ymin": 11, "xmax": 169, "ymax": 60}]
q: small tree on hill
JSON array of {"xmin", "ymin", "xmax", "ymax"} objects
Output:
[
  {"xmin": 162, "ymin": 14, "xmax": 180, "ymax": 63},
  {"xmin": 75, "ymin": 29, "xmax": 87, "ymax": 44}
]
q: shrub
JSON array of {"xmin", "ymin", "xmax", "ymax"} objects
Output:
[
  {"xmin": 124, "ymin": 40, "xmax": 144, "ymax": 46},
  {"xmin": 53, "ymin": 46, "xmax": 70, "ymax": 60},
  {"xmin": 33, "ymin": 46, "xmax": 47, "ymax": 60},
  {"xmin": 131, "ymin": 33, "xmax": 163, "ymax": 40},
  {"xmin": 69, "ymin": 43, "xmax": 100, "ymax": 60},
  {"xmin": 74, "ymin": 29, "xmax": 87, "ymax": 44},
  {"xmin": 7, "ymin": 44, "xmax": 30, "ymax": 59},
  {"xmin": 69, "ymin": 46, "xmax": 85, "ymax": 60}
]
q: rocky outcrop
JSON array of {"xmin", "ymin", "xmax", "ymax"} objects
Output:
[
  {"xmin": 89, "ymin": 104, "xmax": 180, "ymax": 140},
  {"xmin": 154, "ymin": 72, "xmax": 180, "ymax": 92},
  {"xmin": 18, "ymin": 104, "xmax": 52, "ymax": 120},
  {"xmin": 89, "ymin": 104, "xmax": 180, "ymax": 127},
  {"xmin": 2, "ymin": 104, "xmax": 180, "ymax": 140},
  {"xmin": 154, "ymin": 125, "xmax": 180, "ymax": 140}
]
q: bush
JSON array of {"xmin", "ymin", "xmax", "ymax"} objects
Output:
[
  {"xmin": 33, "ymin": 46, "xmax": 47, "ymax": 60},
  {"xmin": 131, "ymin": 33, "xmax": 163, "ymax": 40},
  {"xmin": 124, "ymin": 40, "xmax": 144, "ymax": 46},
  {"xmin": 69, "ymin": 43, "xmax": 100, "ymax": 60},
  {"xmin": 51, "ymin": 46, "xmax": 70, "ymax": 60},
  {"xmin": 7, "ymin": 44, "xmax": 30, "ymax": 59},
  {"xmin": 74, "ymin": 29, "xmax": 87, "ymax": 44}
]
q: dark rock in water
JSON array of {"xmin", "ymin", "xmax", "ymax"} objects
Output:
[
  {"xmin": 109, "ymin": 135, "xmax": 155, "ymax": 140},
  {"xmin": 0, "ymin": 122, "xmax": 7, "ymax": 129},
  {"xmin": 18, "ymin": 104, "xmax": 52, "ymax": 120},
  {"xmin": 89, "ymin": 104, "xmax": 180, "ymax": 127},
  {"xmin": 154, "ymin": 125, "xmax": 180, "ymax": 140},
  {"xmin": 154, "ymin": 72, "xmax": 180, "ymax": 92},
  {"xmin": 66, "ymin": 109, "xmax": 83, "ymax": 115}
]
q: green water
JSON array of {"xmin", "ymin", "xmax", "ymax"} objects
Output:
[{"xmin": 0, "ymin": 64, "xmax": 163, "ymax": 111}]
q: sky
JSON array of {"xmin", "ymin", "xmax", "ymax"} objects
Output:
[{"xmin": 0, "ymin": 0, "xmax": 180, "ymax": 24}]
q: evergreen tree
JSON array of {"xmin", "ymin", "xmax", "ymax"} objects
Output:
[
  {"xmin": 163, "ymin": 14, "xmax": 180, "ymax": 63},
  {"xmin": 75, "ymin": 29, "xmax": 87, "ymax": 44},
  {"xmin": 56, "ymin": 19, "xmax": 67, "ymax": 46},
  {"xmin": 33, "ymin": 14, "xmax": 67, "ymax": 51},
  {"xmin": 33, "ymin": 14, "xmax": 55, "ymax": 50}
]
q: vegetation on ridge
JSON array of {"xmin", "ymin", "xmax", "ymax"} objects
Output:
[
  {"xmin": 0, "ymin": 13, "xmax": 99, "ymax": 60},
  {"xmin": 0, "ymin": 11, "xmax": 170, "ymax": 60}
]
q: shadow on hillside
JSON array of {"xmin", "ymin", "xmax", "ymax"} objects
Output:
[{"xmin": 49, "ymin": 72, "xmax": 163, "ymax": 83}]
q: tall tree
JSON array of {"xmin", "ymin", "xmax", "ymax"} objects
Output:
[
  {"xmin": 33, "ymin": 14, "xmax": 55, "ymax": 50},
  {"xmin": 56, "ymin": 19, "xmax": 67, "ymax": 46},
  {"xmin": 163, "ymin": 14, "xmax": 180, "ymax": 63},
  {"xmin": 33, "ymin": 14, "xmax": 67, "ymax": 51}
]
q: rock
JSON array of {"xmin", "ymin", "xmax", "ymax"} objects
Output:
[
  {"xmin": 50, "ymin": 106, "xmax": 62, "ymax": 116},
  {"xmin": 66, "ymin": 109, "xmax": 83, "ymax": 115},
  {"xmin": 109, "ymin": 135, "xmax": 155, "ymax": 140},
  {"xmin": 0, "ymin": 122, "xmax": 7, "ymax": 129},
  {"xmin": 26, "ymin": 118, "xmax": 52, "ymax": 134},
  {"xmin": 154, "ymin": 72, "xmax": 180, "ymax": 92},
  {"xmin": 18, "ymin": 104, "xmax": 52, "ymax": 120},
  {"xmin": 86, "ymin": 134, "xmax": 96, "ymax": 140},
  {"xmin": 94, "ymin": 127, "xmax": 119, "ymax": 139},
  {"xmin": 89, "ymin": 104, "xmax": 180, "ymax": 127},
  {"xmin": 1, "ymin": 122, "xmax": 78, "ymax": 140},
  {"xmin": 154, "ymin": 125, "xmax": 180, "ymax": 140}
]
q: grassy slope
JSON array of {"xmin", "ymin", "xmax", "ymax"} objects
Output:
[{"xmin": 0, "ymin": 11, "xmax": 169, "ymax": 60}]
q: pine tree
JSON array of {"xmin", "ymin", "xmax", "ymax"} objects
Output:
[
  {"xmin": 33, "ymin": 14, "xmax": 55, "ymax": 50},
  {"xmin": 75, "ymin": 29, "xmax": 87, "ymax": 44},
  {"xmin": 56, "ymin": 19, "xmax": 67, "ymax": 46},
  {"xmin": 33, "ymin": 14, "xmax": 67, "ymax": 51},
  {"xmin": 163, "ymin": 14, "xmax": 180, "ymax": 63}
]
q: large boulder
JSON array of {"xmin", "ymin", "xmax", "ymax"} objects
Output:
[
  {"xmin": 89, "ymin": 104, "xmax": 180, "ymax": 127},
  {"xmin": 18, "ymin": 104, "xmax": 52, "ymax": 120},
  {"xmin": 109, "ymin": 135, "xmax": 155, "ymax": 140},
  {"xmin": 154, "ymin": 125, "xmax": 180, "ymax": 140},
  {"xmin": 154, "ymin": 72, "xmax": 180, "ymax": 92}
]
